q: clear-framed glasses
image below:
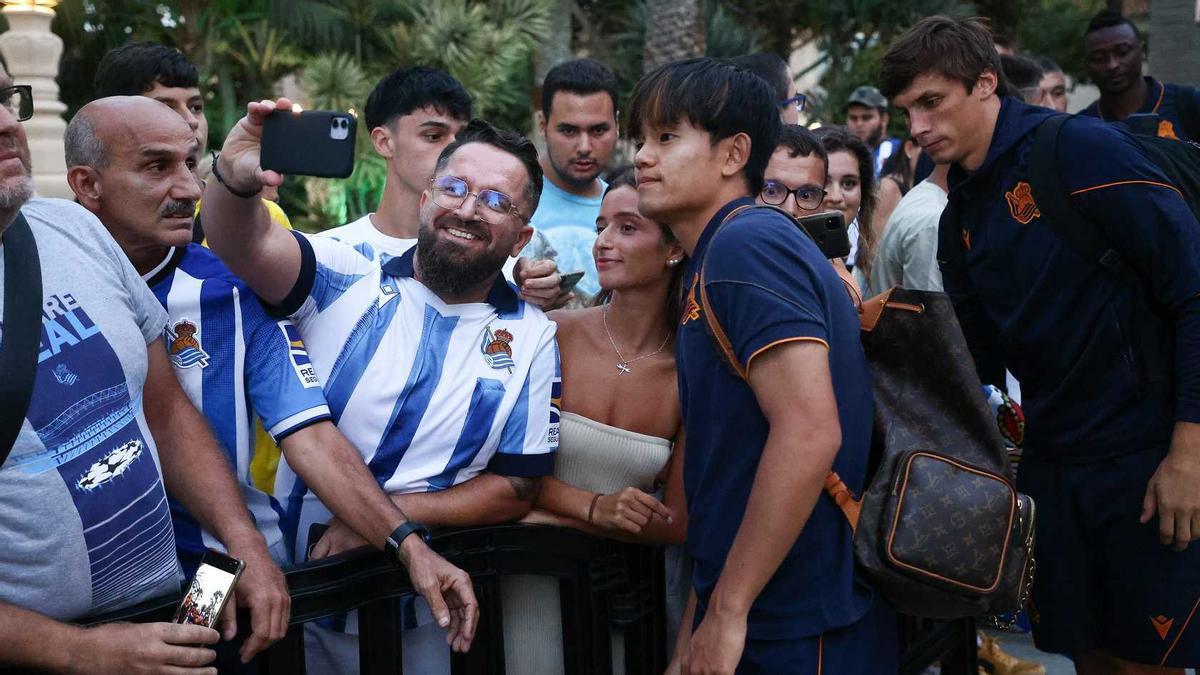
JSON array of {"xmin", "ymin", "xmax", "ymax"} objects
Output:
[
  {"xmin": 759, "ymin": 179, "xmax": 825, "ymax": 211},
  {"xmin": 429, "ymin": 175, "xmax": 525, "ymax": 224},
  {"xmin": 779, "ymin": 92, "xmax": 807, "ymax": 116},
  {"xmin": 0, "ymin": 86, "xmax": 32, "ymax": 122}
]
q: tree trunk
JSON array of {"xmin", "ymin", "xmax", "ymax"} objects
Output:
[{"xmin": 643, "ymin": 0, "xmax": 705, "ymax": 75}]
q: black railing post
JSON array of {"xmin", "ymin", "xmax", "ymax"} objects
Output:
[
  {"xmin": 359, "ymin": 597, "xmax": 403, "ymax": 674},
  {"xmin": 264, "ymin": 625, "xmax": 306, "ymax": 675}
]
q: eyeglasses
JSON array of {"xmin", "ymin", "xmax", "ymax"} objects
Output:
[
  {"xmin": 0, "ymin": 86, "xmax": 32, "ymax": 122},
  {"xmin": 759, "ymin": 179, "xmax": 825, "ymax": 211},
  {"xmin": 429, "ymin": 175, "xmax": 525, "ymax": 224},
  {"xmin": 779, "ymin": 92, "xmax": 807, "ymax": 115}
]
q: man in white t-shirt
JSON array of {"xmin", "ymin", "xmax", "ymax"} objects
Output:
[
  {"xmin": 868, "ymin": 164, "xmax": 949, "ymax": 293},
  {"xmin": 318, "ymin": 66, "xmax": 566, "ymax": 308}
]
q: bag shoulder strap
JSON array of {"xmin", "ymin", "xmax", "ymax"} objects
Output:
[
  {"xmin": 0, "ymin": 211, "xmax": 44, "ymax": 464},
  {"xmin": 1175, "ymin": 85, "xmax": 1200, "ymax": 142},
  {"xmin": 694, "ymin": 204, "xmax": 860, "ymax": 531},
  {"xmin": 1027, "ymin": 114, "xmax": 1141, "ymax": 289}
]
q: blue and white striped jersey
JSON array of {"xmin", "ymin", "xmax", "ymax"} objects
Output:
[
  {"xmin": 274, "ymin": 234, "xmax": 559, "ymax": 559},
  {"xmin": 145, "ymin": 244, "xmax": 331, "ymax": 565}
]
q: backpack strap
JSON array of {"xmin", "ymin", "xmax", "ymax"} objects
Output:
[
  {"xmin": 695, "ymin": 204, "xmax": 860, "ymax": 531},
  {"xmin": 0, "ymin": 211, "xmax": 44, "ymax": 463},
  {"xmin": 1027, "ymin": 114, "xmax": 1141, "ymax": 289},
  {"xmin": 1175, "ymin": 86, "xmax": 1200, "ymax": 143}
]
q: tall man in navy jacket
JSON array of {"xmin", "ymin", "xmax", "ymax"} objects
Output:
[{"xmin": 881, "ymin": 16, "xmax": 1200, "ymax": 672}]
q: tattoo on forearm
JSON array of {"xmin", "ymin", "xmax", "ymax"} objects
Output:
[{"xmin": 507, "ymin": 476, "xmax": 541, "ymax": 502}]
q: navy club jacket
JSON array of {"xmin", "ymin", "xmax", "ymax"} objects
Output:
[{"xmin": 938, "ymin": 98, "xmax": 1200, "ymax": 461}]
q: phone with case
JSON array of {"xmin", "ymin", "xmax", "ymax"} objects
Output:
[
  {"xmin": 261, "ymin": 110, "xmax": 356, "ymax": 178},
  {"xmin": 795, "ymin": 211, "xmax": 852, "ymax": 260},
  {"xmin": 173, "ymin": 549, "xmax": 244, "ymax": 628}
]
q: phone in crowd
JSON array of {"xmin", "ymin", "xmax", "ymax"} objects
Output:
[
  {"xmin": 1124, "ymin": 113, "xmax": 1163, "ymax": 138},
  {"xmin": 173, "ymin": 549, "xmax": 244, "ymax": 628},
  {"xmin": 795, "ymin": 211, "xmax": 852, "ymax": 260},
  {"xmin": 261, "ymin": 110, "xmax": 357, "ymax": 178},
  {"xmin": 558, "ymin": 270, "xmax": 586, "ymax": 292}
]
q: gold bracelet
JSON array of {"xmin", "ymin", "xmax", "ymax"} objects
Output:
[{"xmin": 587, "ymin": 493, "xmax": 604, "ymax": 524}]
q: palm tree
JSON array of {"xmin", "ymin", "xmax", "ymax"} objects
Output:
[{"xmin": 642, "ymin": 0, "xmax": 705, "ymax": 74}]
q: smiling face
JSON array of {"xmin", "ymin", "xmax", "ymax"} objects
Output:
[
  {"xmin": 821, "ymin": 150, "xmax": 863, "ymax": 227},
  {"xmin": 593, "ymin": 185, "xmax": 682, "ymax": 293},
  {"xmin": 540, "ymin": 91, "xmax": 618, "ymax": 192},
  {"xmin": 1085, "ymin": 23, "xmax": 1143, "ymax": 98},
  {"xmin": 891, "ymin": 70, "xmax": 999, "ymax": 171},
  {"xmin": 74, "ymin": 99, "xmax": 201, "ymax": 261},
  {"xmin": 0, "ymin": 67, "xmax": 34, "ymax": 214},
  {"xmin": 416, "ymin": 142, "xmax": 534, "ymax": 298}
]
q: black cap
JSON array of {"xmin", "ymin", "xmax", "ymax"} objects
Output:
[{"xmin": 845, "ymin": 85, "xmax": 888, "ymax": 111}]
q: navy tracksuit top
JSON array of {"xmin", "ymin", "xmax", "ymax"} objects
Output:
[{"xmin": 938, "ymin": 97, "xmax": 1200, "ymax": 462}]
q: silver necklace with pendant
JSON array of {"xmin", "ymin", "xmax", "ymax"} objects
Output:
[{"xmin": 602, "ymin": 305, "xmax": 671, "ymax": 375}]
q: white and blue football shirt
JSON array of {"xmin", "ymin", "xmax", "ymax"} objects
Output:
[
  {"xmin": 273, "ymin": 233, "xmax": 559, "ymax": 560},
  {"xmin": 145, "ymin": 244, "xmax": 331, "ymax": 566}
]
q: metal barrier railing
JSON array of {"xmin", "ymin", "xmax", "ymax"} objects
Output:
[{"xmin": 75, "ymin": 524, "xmax": 975, "ymax": 674}]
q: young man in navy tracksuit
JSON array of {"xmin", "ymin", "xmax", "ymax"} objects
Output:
[
  {"xmin": 628, "ymin": 58, "xmax": 895, "ymax": 674},
  {"xmin": 881, "ymin": 16, "xmax": 1200, "ymax": 672}
]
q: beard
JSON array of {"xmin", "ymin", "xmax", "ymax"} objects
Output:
[
  {"xmin": 867, "ymin": 125, "xmax": 884, "ymax": 147},
  {"xmin": 0, "ymin": 174, "xmax": 33, "ymax": 212},
  {"xmin": 415, "ymin": 212, "xmax": 512, "ymax": 298},
  {"xmin": 550, "ymin": 152, "xmax": 601, "ymax": 191}
]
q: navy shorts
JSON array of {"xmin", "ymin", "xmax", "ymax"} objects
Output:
[
  {"xmin": 733, "ymin": 596, "xmax": 898, "ymax": 674},
  {"xmin": 1018, "ymin": 445, "xmax": 1200, "ymax": 667}
]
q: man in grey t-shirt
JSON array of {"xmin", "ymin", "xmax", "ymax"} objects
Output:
[{"xmin": 0, "ymin": 67, "xmax": 287, "ymax": 672}]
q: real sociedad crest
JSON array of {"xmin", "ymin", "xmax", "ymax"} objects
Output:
[
  {"xmin": 480, "ymin": 326, "xmax": 515, "ymax": 371},
  {"xmin": 166, "ymin": 319, "xmax": 210, "ymax": 369}
]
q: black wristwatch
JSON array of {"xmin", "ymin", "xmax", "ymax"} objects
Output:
[{"xmin": 384, "ymin": 521, "xmax": 430, "ymax": 565}]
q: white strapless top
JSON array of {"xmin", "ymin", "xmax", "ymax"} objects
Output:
[{"xmin": 554, "ymin": 411, "xmax": 672, "ymax": 494}]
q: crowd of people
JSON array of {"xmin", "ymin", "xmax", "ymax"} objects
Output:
[{"xmin": 1, "ymin": 7, "xmax": 1199, "ymax": 675}]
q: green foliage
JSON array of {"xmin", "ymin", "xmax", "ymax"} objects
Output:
[{"xmin": 1016, "ymin": 0, "xmax": 1105, "ymax": 83}]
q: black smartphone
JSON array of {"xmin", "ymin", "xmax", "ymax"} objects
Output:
[
  {"xmin": 261, "ymin": 110, "xmax": 356, "ymax": 178},
  {"xmin": 558, "ymin": 270, "xmax": 585, "ymax": 292},
  {"xmin": 173, "ymin": 549, "xmax": 244, "ymax": 628},
  {"xmin": 1125, "ymin": 113, "xmax": 1163, "ymax": 138},
  {"xmin": 795, "ymin": 211, "xmax": 852, "ymax": 259}
]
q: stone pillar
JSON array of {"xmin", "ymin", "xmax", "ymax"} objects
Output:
[
  {"xmin": 1148, "ymin": 0, "xmax": 1200, "ymax": 86},
  {"xmin": 0, "ymin": 3, "xmax": 70, "ymax": 198}
]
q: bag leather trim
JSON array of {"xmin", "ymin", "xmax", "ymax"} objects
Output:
[{"xmin": 884, "ymin": 451, "xmax": 1018, "ymax": 594}]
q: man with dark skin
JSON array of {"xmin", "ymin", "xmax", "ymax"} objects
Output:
[{"xmin": 1080, "ymin": 10, "xmax": 1200, "ymax": 141}]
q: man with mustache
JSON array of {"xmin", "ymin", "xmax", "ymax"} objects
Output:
[
  {"xmin": 201, "ymin": 102, "xmax": 558, "ymax": 674},
  {"xmin": 64, "ymin": 97, "xmax": 478, "ymax": 672},
  {"xmin": 527, "ymin": 58, "xmax": 620, "ymax": 299},
  {"xmin": 0, "ymin": 71, "xmax": 266, "ymax": 673}
]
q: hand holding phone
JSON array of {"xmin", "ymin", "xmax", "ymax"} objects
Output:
[
  {"xmin": 558, "ymin": 270, "xmax": 586, "ymax": 292},
  {"xmin": 795, "ymin": 211, "xmax": 852, "ymax": 259},
  {"xmin": 174, "ymin": 549, "xmax": 244, "ymax": 629}
]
